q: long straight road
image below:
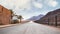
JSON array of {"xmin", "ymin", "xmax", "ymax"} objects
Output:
[{"xmin": 0, "ymin": 21, "xmax": 60, "ymax": 34}]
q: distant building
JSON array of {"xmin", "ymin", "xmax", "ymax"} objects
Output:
[{"xmin": 0, "ymin": 5, "xmax": 12, "ymax": 25}]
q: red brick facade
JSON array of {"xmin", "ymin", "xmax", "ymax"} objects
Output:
[{"xmin": 0, "ymin": 5, "xmax": 11, "ymax": 25}]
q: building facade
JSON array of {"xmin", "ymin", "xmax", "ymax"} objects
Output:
[
  {"xmin": 0, "ymin": 5, "xmax": 12, "ymax": 25},
  {"xmin": 35, "ymin": 9, "xmax": 60, "ymax": 26}
]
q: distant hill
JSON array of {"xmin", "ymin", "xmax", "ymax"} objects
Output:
[{"xmin": 27, "ymin": 14, "xmax": 44, "ymax": 21}]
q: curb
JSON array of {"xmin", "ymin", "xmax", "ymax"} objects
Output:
[{"xmin": 0, "ymin": 24, "xmax": 20, "ymax": 28}]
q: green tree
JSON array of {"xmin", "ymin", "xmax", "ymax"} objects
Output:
[
  {"xmin": 17, "ymin": 15, "xmax": 23, "ymax": 23},
  {"xmin": 9, "ymin": 9, "xmax": 17, "ymax": 19},
  {"xmin": 9, "ymin": 9, "xmax": 17, "ymax": 24},
  {"xmin": 9, "ymin": 9, "xmax": 14, "ymax": 19}
]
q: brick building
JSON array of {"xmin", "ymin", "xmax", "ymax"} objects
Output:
[
  {"xmin": 35, "ymin": 9, "xmax": 60, "ymax": 26},
  {"xmin": 0, "ymin": 5, "xmax": 12, "ymax": 25}
]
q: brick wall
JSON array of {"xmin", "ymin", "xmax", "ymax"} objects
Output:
[
  {"xmin": 0, "ymin": 5, "xmax": 11, "ymax": 25},
  {"xmin": 35, "ymin": 9, "xmax": 60, "ymax": 26}
]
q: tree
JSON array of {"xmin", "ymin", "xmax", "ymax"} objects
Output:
[
  {"xmin": 17, "ymin": 15, "xmax": 23, "ymax": 23},
  {"xmin": 9, "ymin": 9, "xmax": 14, "ymax": 19},
  {"xmin": 9, "ymin": 9, "xmax": 17, "ymax": 24},
  {"xmin": 9, "ymin": 9, "xmax": 17, "ymax": 19}
]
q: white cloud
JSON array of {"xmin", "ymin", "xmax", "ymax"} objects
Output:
[
  {"xmin": 46, "ymin": 0, "xmax": 58, "ymax": 7},
  {"xmin": 49, "ymin": 1, "xmax": 58, "ymax": 7},
  {"xmin": 0, "ymin": 0, "xmax": 59, "ymax": 19},
  {"xmin": 0, "ymin": 0, "xmax": 32, "ymax": 19},
  {"xmin": 14, "ymin": 0, "xmax": 31, "ymax": 9},
  {"xmin": 33, "ymin": 2, "xmax": 43, "ymax": 8},
  {"xmin": 0, "ymin": 0, "xmax": 14, "ymax": 9},
  {"xmin": 0, "ymin": 0, "xmax": 31, "ymax": 10}
]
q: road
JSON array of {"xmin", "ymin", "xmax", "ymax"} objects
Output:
[{"xmin": 0, "ymin": 21, "xmax": 60, "ymax": 34}]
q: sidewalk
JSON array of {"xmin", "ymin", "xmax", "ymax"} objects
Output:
[
  {"xmin": 41, "ymin": 24, "xmax": 60, "ymax": 29},
  {"xmin": 0, "ymin": 24, "xmax": 20, "ymax": 28},
  {"xmin": 0, "ymin": 22, "xmax": 28, "ymax": 28}
]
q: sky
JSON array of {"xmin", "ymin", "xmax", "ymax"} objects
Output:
[{"xmin": 0, "ymin": 0, "xmax": 60, "ymax": 19}]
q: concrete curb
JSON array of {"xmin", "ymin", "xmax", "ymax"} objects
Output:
[
  {"xmin": 41, "ymin": 24, "xmax": 60, "ymax": 30},
  {"xmin": 0, "ymin": 24, "xmax": 20, "ymax": 28}
]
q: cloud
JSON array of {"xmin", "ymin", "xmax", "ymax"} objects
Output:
[
  {"xmin": 45, "ymin": 0, "xmax": 58, "ymax": 7},
  {"xmin": 14, "ymin": 0, "xmax": 31, "ymax": 9},
  {"xmin": 0, "ymin": 0, "xmax": 59, "ymax": 19},
  {"xmin": 0, "ymin": 0, "xmax": 31, "ymax": 9},
  {"xmin": 49, "ymin": 0, "xmax": 58, "ymax": 7},
  {"xmin": 33, "ymin": 2, "xmax": 43, "ymax": 8}
]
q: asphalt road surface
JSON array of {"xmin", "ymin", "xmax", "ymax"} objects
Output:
[{"xmin": 0, "ymin": 21, "xmax": 60, "ymax": 34}]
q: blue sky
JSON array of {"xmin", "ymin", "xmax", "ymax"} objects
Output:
[{"xmin": 0, "ymin": 0, "xmax": 60, "ymax": 19}]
